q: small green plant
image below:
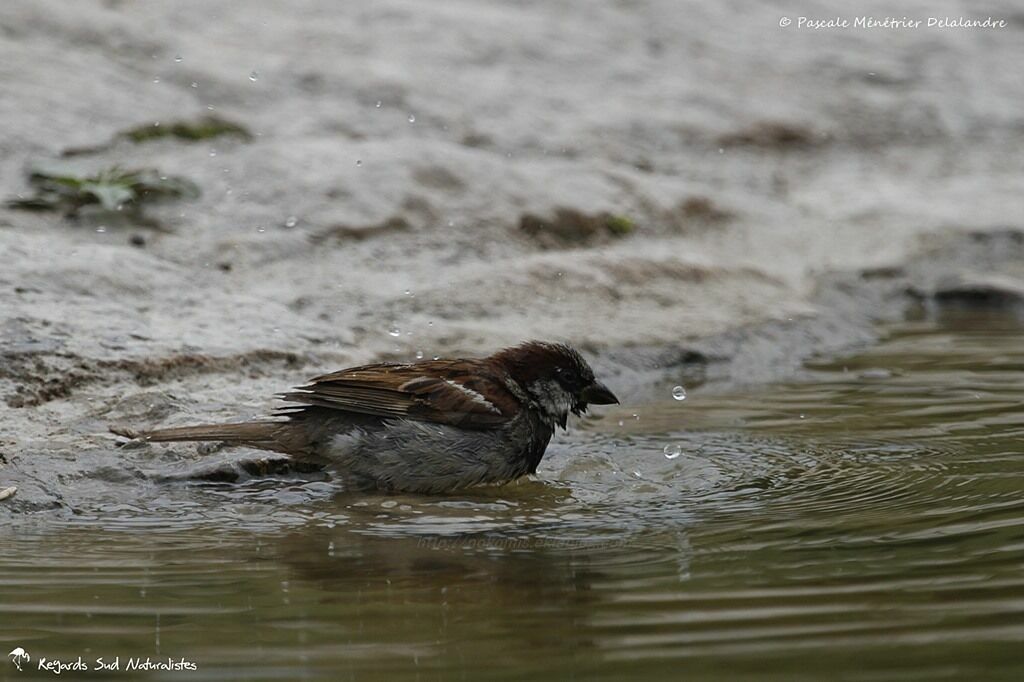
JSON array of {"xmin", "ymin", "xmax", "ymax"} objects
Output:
[
  {"xmin": 6, "ymin": 162, "xmax": 199, "ymax": 216},
  {"xmin": 604, "ymin": 214, "xmax": 635, "ymax": 236},
  {"xmin": 120, "ymin": 115, "xmax": 253, "ymax": 144},
  {"xmin": 62, "ymin": 115, "xmax": 253, "ymax": 156},
  {"xmin": 520, "ymin": 209, "xmax": 637, "ymax": 249}
]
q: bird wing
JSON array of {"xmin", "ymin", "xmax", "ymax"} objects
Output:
[{"xmin": 278, "ymin": 360, "xmax": 520, "ymax": 429}]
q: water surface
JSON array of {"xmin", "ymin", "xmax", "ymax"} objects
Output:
[{"xmin": 3, "ymin": 312, "xmax": 1023, "ymax": 680}]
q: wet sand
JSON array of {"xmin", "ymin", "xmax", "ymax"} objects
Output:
[{"xmin": 2, "ymin": 0, "xmax": 1023, "ymax": 512}]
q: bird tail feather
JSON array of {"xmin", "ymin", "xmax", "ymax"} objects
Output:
[{"xmin": 110, "ymin": 422, "xmax": 282, "ymax": 444}]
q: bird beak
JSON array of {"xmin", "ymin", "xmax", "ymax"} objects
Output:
[{"xmin": 581, "ymin": 381, "xmax": 619, "ymax": 405}]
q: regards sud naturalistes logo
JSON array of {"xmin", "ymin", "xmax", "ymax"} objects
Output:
[{"xmin": 8, "ymin": 648, "xmax": 197, "ymax": 674}]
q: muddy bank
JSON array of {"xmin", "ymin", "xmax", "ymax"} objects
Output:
[
  {"xmin": 3, "ymin": 228, "xmax": 1022, "ymax": 515},
  {"xmin": 2, "ymin": 1, "xmax": 1024, "ymax": 514}
]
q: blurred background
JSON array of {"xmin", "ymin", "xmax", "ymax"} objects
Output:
[
  {"xmin": 2, "ymin": 1, "xmax": 1023, "ymax": 680},
  {"xmin": 3, "ymin": 0, "xmax": 1022, "ymax": 365}
]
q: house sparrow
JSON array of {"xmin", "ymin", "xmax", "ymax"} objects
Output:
[{"xmin": 114, "ymin": 341, "xmax": 618, "ymax": 493}]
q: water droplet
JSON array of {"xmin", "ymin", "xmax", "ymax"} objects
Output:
[
  {"xmin": 403, "ymin": 289, "xmax": 412, "ymax": 296},
  {"xmin": 427, "ymin": 321, "xmax": 433, "ymax": 327},
  {"xmin": 207, "ymin": 104, "xmax": 215, "ymax": 111},
  {"xmin": 672, "ymin": 385, "xmax": 687, "ymax": 401},
  {"xmin": 154, "ymin": 121, "xmax": 160, "ymax": 127},
  {"xmin": 249, "ymin": 70, "xmax": 259, "ymax": 82},
  {"xmin": 256, "ymin": 226, "xmax": 265, "ymax": 233},
  {"xmin": 152, "ymin": 76, "xmax": 161, "ymax": 83},
  {"xmin": 407, "ymin": 114, "xmax": 416, "ymax": 124},
  {"xmin": 173, "ymin": 54, "xmax": 183, "ymax": 63},
  {"xmin": 208, "ymin": 149, "xmax": 217, "ymax": 157},
  {"xmin": 799, "ymin": 413, "xmax": 806, "ymax": 419},
  {"xmin": 95, "ymin": 226, "xmax": 107, "ymax": 234},
  {"xmin": 355, "ymin": 159, "xmax": 362, "ymax": 167},
  {"xmin": 415, "ymin": 350, "xmax": 424, "ymax": 359},
  {"xmin": 191, "ymin": 81, "xmax": 198, "ymax": 88},
  {"xmin": 375, "ymin": 100, "xmax": 382, "ymax": 108},
  {"xmin": 388, "ymin": 325, "xmax": 401, "ymax": 337},
  {"xmin": 284, "ymin": 216, "xmax": 298, "ymax": 228},
  {"xmin": 617, "ymin": 420, "xmax": 624, "ymax": 427},
  {"xmin": 718, "ymin": 148, "xmax": 724, "ymax": 154}
]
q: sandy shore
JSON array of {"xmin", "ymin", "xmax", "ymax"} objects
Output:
[{"xmin": 2, "ymin": 0, "xmax": 1023, "ymax": 513}]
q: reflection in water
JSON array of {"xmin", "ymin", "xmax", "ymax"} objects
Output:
[{"xmin": 2, "ymin": 312, "xmax": 1023, "ymax": 680}]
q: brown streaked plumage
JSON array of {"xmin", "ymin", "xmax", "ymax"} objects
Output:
[{"xmin": 278, "ymin": 359, "xmax": 522, "ymax": 428}]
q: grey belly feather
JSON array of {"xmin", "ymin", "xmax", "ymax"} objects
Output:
[{"xmin": 321, "ymin": 419, "xmax": 534, "ymax": 493}]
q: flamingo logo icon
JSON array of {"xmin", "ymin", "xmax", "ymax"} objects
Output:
[{"xmin": 8, "ymin": 647, "xmax": 30, "ymax": 672}]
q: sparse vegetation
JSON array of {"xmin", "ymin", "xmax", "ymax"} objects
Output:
[
  {"xmin": 604, "ymin": 214, "xmax": 635, "ymax": 236},
  {"xmin": 62, "ymin": 115, "xmax": 252, "ymax": 156},
  {"xmin": 6, "ymin": 162, "xmax": 199, "ymax": 217},
  {"xmin": 520, "ymin": 208, "xmax": 637, "ymax": 248},
  {"xmin": 120, "ymin": 115, "xmax": 253, "ymax": 144}
]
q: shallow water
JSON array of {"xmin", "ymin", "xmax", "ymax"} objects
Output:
[{"xmin": 3, "ymin": 311, "xmax": 1023, "ymax": 680}]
